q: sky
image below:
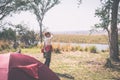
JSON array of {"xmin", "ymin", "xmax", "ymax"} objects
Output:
[{"xmin": 4, "ymin": 0, "xmax": 101, "ymax": 32}]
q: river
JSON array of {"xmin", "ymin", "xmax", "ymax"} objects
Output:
[
  {"xmin": 53, "ymin": 42, "xmax": 109, "ymax": 51},
  {"xmin": 76, "ymin": 43, "xmax": 108, "ymax": 51}
]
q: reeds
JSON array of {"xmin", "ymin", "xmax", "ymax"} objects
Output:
[
  {"xmin": 51, "ymin": 42, "xmax": 107, "ymax": 53},
  {"xmin": 52, "ymin": 34, "xmax": 108, "ymax": 44}
]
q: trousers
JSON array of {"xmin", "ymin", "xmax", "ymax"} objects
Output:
[{"xmin": 44, "ymin": 51, "xmax": 51, "ymax": 67}]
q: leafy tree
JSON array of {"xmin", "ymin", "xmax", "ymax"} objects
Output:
[
  {"xmin": 15, "ymin": 24, "xmax": 38, "ymax": 47},
  {"xmin": 0, "ymin": 0, "xmax": 60, "ymax": 43},
  {"xmin": 0, "ymin": 0, "xmax": 12, "ymax": 20},
  {"xmin": 0, "ymin": 27, "xmax": 16, "ymax": 41},
  {"xmin": 94, "ymin": 0, "xmax": 120, "ymax": 61},
  {"xmin": 0, "ymin": 0, "xmax": 28, "ymax": 20},
  {"xmin": 27, "ymin": 30, "xmax": 37, "ymax": 45},
  {"xmin": 24, "ymin": 0, "xmax": 60, "ymax": 42}
]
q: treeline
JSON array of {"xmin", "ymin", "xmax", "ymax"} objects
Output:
[{"xmin": 0, "ymin": 24, "xmax": 39, "ymax": 51}]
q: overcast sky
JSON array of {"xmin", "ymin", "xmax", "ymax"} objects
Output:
[{"xmin": 4, "ymin": 0, "xmax": 101, "ymax": 32}]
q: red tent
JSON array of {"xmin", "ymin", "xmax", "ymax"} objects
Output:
[{"xmin": 0, "ymin": 53, "xmax": 60, "ymax": 80}]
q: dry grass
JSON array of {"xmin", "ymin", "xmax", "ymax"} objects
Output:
[
  {"xmin": 53, "ymin": 34, "xmax": 108, "ymax": 44},
  {"xmin": 22, "ymin": 48, "xmax": 120, "ymax": 80}
]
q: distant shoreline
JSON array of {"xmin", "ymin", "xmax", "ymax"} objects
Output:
[{"xmin": 52, "ymin": 30, "xmax": 107, "ymax": 35}]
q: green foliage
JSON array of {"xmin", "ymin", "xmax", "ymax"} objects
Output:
[
  {"xmin": 0, "ymin": 28, "xmax": 16, "ymax": 41},
  {"xmin": 89, "ymin": 46, "xmax": 97, "ymax": 53},
  {"xmin": 94, "ymin": 0, "xmax": 112, "ymax": 30},
  {"xmin": 54, "ymin": 48, "xmax": 61, "ymax": 53},
  {"xmin": 15, "ymin": 24, "xmax": 38, "ymax": 47},
  {"xmin": 75, "ymin": 46, "xmax": 83, "ymax": 51},
  {"xmin": 0, "ymin": 0, "xmax": 60, "ymax": 43},
  {"xmin": 0, "ymin": 0, "xmax": 28, "ymax": 20},
  {"xmin": 95, "ymin": 0, "xmax": 120, "ymax": 61},
  {"xmin": 0, "ymin": 24, "xmax": 39, "ymax": 49},
  {"xmin": 84, "ymin": 46, "xmax": 89, "ymax": 52},
  {"xmin": 51, "ymin": 43, "xmax": 104, "ymax": 53},
  {"xmin": 0, "ymin": 40, "xmax": 11, "ymax": 51},
  {"xmin": 16, "ymin": 0, "xmax": 60, "ymax": 42}
]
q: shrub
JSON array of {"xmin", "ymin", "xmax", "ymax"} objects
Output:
[
  {"xmin": 1, "ymin": 45, "xmax": 5, "ymax": 50},
  {"xmin": 0, "ymin": 48, "xmax": 2, "ymax": 51},
  {"xmin": 89, "ymin": 46, "xmax": 97, "ymax": 53},
  {"xmin": 19, "ymin": 43, "xmax": 26, "ymax": 48},
  {"xmin": 84, "ymin": 47, "xmax": 89, "ymax": 52},
  {"xmin": 76, "ymin": 46, "xmax": 84, "ymax": 51},
  {"xmin": 54, "ymin": 48, "xmax": 61, "ymax": 53},
  {"xmin": 0, "ymin": 40, "xmax": 11, "ymax": 52},
  {"xmin": 71, "ymin": 46, "xmax": 76, "ymax": 51}
]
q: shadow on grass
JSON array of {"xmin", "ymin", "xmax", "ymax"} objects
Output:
[
  {"xmin": 105, "ymin": 59, "xmax": 120, "ymax": 80},
  {"xmin": 106, "ymin": 65, "xmax": 120, "ymax": 80},
  {"xmin": 56, "ymin": 73, "xmax": 75, "ymax": 80},
  {"xmin": 111, "ymin": 77, "xmax": 120, "ymax": 80},
  {"xmin": 112, "ymin": 64, "xmax": 120, "ymax": 71},
  {"xmin": 105, "ymin": 59, "xmax": 120, "ymax": 71}
]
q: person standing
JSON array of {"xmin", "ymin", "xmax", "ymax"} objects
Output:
[{"xmin": 42, "ymin": 32, "xmax": 53, "ymax": 67}]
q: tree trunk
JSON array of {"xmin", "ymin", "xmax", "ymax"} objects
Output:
[
  {"xmin": 109, "ymin": 0, "xmax": 120, "ymax": 61},
  {"xmin": 40, "ymin": 21, "xmax": 42, "ymax": 43}
]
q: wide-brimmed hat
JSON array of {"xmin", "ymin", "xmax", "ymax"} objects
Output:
[{"xmin": 44, "ymin": 32, "xmax": 51, "ymax": 36}]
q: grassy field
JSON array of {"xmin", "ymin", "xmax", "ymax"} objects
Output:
[
  {"xmin": 22, "ymin": 48, "xmax": 120, "ymax": 80},
  {"xmin": 53, "ymin": 34, "xmax": 108, "ymax": 44}
]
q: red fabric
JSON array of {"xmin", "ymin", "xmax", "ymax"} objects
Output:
[
  {"xmin": 38, "ymin": 64, "xmax": 60, "ymax": 80},
  {"xmin": 17, "ymin": 63, "xmax": 39, "ymax": 79},
  {"xmin": 8, "ymin": 53, "xmax": 60, "ymax": 80},
  {"xmin": 41, "ymin": 48, "xmax": 44, "ymax": 53},
  {"xmin": 42, "ymin": 45, "xmax": 53, "ymax": 53},
  {"xmin": 0, "ymin": 54, "xmax": 10, "ymax": 80},
  {"xmin": 45, "ymin": 45, "xmax": 52, "ymax": 52}
]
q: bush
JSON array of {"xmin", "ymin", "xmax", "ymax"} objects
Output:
[
  {"xmin": 0, "ymin": 40, "xmax": 12, "ymax": 52},
  {"xmin": 84, "ymin": 47, "xmax": 89, "ymax": 52},
  {"xmin": 54, "ymin": 48, "xmax": 61, "ymax": 53},
  {"xmin": 89, "ymin": 46, "xmax": 97, "ymax": 53},
  {"xmin": 1, "ymin": 45, "xmax": 5, "ymax": 50},
  {"xmin": 19, "ymin": 43, "xmax": 26, "ymax": 48},
  {"xmin": 70, "ymin": 46, "xmax": 76, "ymax": 51},
  {"xmin": 0, "ymin": 48, "xmax": 2, "ymax": 51},
  {"xmin": 75, "ymin": 46, "xmax": 81, "ymax": 51}
]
